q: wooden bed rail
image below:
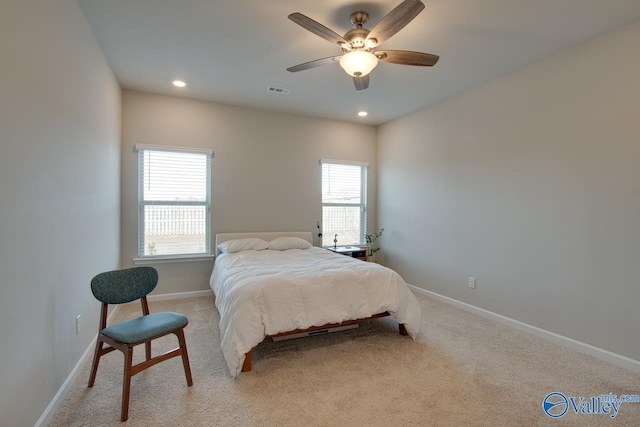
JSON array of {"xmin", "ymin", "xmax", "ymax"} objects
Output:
[{"xmin": 241, "ymin": 312, "xmax": 408, "ymax": 372}]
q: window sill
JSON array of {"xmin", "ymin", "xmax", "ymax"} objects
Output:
[{"xmin": 133, "ymin": 254, "xmax": 215, "ymax": 265}]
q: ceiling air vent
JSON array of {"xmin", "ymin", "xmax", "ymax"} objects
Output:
[{"xmin": 267, "ymin": 86, "xmax": 291, "ymax": 95}]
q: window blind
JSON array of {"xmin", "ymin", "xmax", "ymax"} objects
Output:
[
  {"xmin": 137, "ymin": 148, "xmax": 211, "ymax": 256},
  {"xmin": 321, "ymin": 160, "xmax": 367, "ymax": 246}
]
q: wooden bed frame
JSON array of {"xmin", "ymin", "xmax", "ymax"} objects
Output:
[
  {"xmin": 242, "ymin": 312, "xmax": 408, "ymax": 372},
  {"xmin": 214, "ymin": 232, "xmax": 410, "ymax": 373}
]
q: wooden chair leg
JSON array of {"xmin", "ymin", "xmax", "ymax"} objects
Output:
[
  {"xmin": 399, "ymin": 324, "xmax": 408, "ymax": 336},
  {"xmin": 88, "ymin": 339, "xmax": 104, "ymax": 387},
  {"xmin": 121, "ymin": 347, "xmax": 134, "ymax": 422},
  {"xmin": 145, "ymin": 341, "xmax": 152, "ymax": 361},
  {"xmin": 176, "ymin": 329, "xmax": 193, "ymax": 386}
]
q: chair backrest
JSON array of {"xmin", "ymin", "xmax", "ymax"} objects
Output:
[{"xmin": 91, "ymin": 266, "xmax": 158, "ymax": 305}]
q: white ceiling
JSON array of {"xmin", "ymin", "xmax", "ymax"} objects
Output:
[{"xmin": 77, "ymin": 0, "xmax": 640, "ymax": 125}]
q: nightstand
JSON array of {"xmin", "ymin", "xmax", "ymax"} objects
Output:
[{"xmin": 327, "ymin": 246, "xmax": 367, "ymax": 261}]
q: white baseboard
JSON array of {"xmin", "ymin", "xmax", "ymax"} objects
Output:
[
  {"xmin": 34, "ymin": 304, "xmax": 121, "ymax": 427},
  {"xmin": 34, "ymin": 332, "xmax": 98, "ymax": 427},
  {"xmin": 35, "ymin": 289, "xmax": 212, "ymax": 426},
  {"xmin": 148, "ymin": 289, "xmax": 214, "ymax": 302},
  {"xmin": 408, "ymin": 285, "xmax": 640, "ymax": 373}
]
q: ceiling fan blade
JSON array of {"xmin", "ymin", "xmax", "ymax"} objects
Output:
[
  {"xmin": 353, "ymin": 74, "xmax": 370, "ymax": 91},
  {"xmin": 288, "ymin": 13, "xmax": 348, "ymax": 46},
  {"xmin": 287, "ymin": 55, "xmax": 342, "ymax": 72},
  {"xmin": 377, "ymin": 50, "xmax": 439, "ymax": 66},
  {"xmin": 366, "ymin": 0, "xmax": 425, "ymax": 46}
]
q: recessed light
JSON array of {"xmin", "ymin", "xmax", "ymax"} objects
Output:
[
  {"xmin": 358, "ymin": 111, "xmax": 368, "ymax": 117},
  {"xmin": 172, "ymin": 80, "xmax": 186, "ymax": 88}
]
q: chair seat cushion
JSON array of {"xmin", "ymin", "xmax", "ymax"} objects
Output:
[{"xmin": 102, "ymin": 312, "xmax": 188, "ymax": 344}]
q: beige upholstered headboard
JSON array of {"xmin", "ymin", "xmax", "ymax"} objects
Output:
[{"xmin": 214, "ymin": 231, "xmax": 313, "ymax": 256}]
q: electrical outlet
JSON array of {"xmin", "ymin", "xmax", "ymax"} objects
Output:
[
  {"xmin": 76, "ymin": 314, "xmax": 81, "ymax": 335},
  {"xmin": 468, "ymin": 277, "xmax": 476, "ymax": 289}
]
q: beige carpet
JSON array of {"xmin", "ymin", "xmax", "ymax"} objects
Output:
[{"xmin": 50, "ymin": 293, "xmax": 640, "ymax": 426}]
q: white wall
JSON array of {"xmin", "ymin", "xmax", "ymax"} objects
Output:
[
  {"xmin": 378, "ymin": 20, "xmax": 640, "ymax": 362},
  {"xmin": 0, "ymin": 1, "xmax": 121, "ymax": 425},
  {"xmin": 121, "ymin": 91, "xmax": 377, "ymax": 294}
]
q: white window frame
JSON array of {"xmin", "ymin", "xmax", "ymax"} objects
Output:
[
  {"xmin": 320, "ymin": 159, "xmax": 368, "ymax": 247},
  {"xmin": 133, "ymin": 144, "xmax": 214, "ymax": 263}
]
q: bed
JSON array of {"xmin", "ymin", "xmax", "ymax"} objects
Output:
[{"xmin": 209, "ymin": 231, "xmax": 421, "ymax": 376}]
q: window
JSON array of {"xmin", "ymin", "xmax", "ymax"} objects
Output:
[
  {"xmin": 321, "ymin": 159, "xmax": 367, "ymax": 247},
  {"xmin": 135, "ymin": 145, "xmax": 212, "ymax": 257}
]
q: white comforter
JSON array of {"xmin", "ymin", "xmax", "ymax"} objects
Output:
[{"xmin": 210, "ymin": 247, "xmax": 421, "ymax": 376}]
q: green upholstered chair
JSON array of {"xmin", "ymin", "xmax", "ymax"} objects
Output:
[{"xmin": 87, "ymin": 266, "xmax": 193, "ymax": 422}]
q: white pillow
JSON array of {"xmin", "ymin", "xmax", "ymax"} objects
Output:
[
  {"xmin": 268, "ymin": 236, "xmax": 312, "ymax": 251},
  {"xmin": 217, "ymin": 238, "xmax": 270, "ymax": 253}
]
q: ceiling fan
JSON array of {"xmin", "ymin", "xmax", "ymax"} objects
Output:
[{"xmin": 286, "ymin": 0, "xmax": 439, "ymax": 91}]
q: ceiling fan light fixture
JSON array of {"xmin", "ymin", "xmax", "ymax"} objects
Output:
[
  {"xmin": 287, "ymin": 0, "xmax": 437, "ymax": 90},
  {"xmin": 339, "ymin": 51, "xmax": 378, "ymax": 77}
]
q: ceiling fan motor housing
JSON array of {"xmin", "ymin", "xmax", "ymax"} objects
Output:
[
  {"xmin": 345, "ymin": 11, "xmax": 375, "ymax": 50},
  {"xmin": 343, "ymin": 28, "xmax": 371, "ymax": 50}
]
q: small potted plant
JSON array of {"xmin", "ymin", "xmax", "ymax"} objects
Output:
[{"xmin": 365, "ymin": 228, "xmax": 384, "ymax": 263}]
